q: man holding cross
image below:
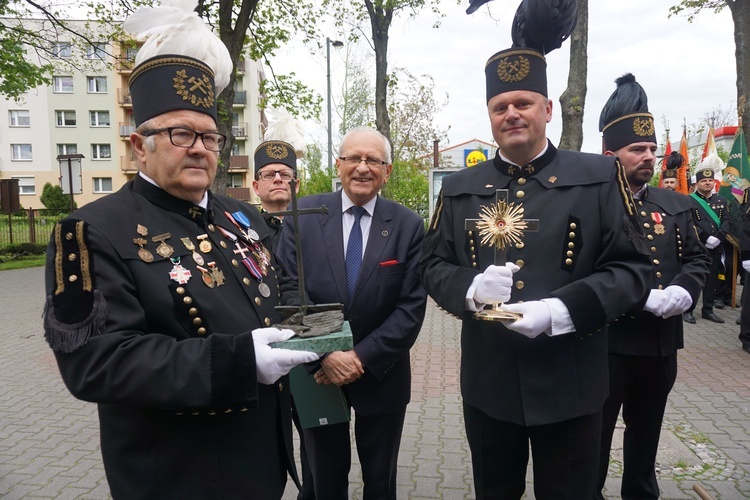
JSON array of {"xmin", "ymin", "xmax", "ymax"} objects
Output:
[{"xmin": 420, "ymin": 38, "xmax": 652, "ymax": 500}]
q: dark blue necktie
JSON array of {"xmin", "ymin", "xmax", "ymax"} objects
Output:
[{"xmin": 346, "ymin": 206, "xmax": 366, "ymax": 299}]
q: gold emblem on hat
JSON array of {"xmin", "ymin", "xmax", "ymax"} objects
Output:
[
  {"xmin": 267, "ymin": 143, "xmax": 289, "ymax": 160},
  {"xmin": 633, "ymin": 117, "xmax": 655, "ymax": 137},
  {"xmin": 497, "ymin": 55, "xmax": 530, "ymax": 83},
  {"xmin": 476, "ymin": 200, "xmax": 529, "ymax": 250},
  {"xmin": 173, "ymin": 70, "xmax": 215, "ymax": 109}
]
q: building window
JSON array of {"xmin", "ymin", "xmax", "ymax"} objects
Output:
[
  {"xmin": 87, "ymin": 76, "xmax": 107, "ymax": 93},
  {"xmin": 231, "ymin": 143, "xmax": 240, "ymax": 156},
  {"xmin": 57, "ymin": 144, "xmax": 78, "ymax": 155},
  {"xmin": 90, "ymin": 111, "xmax": 110, "ymax": 127},
  {"xmin": 53, "ymin": 76, "xmax": 74, "ymax": 93},
  {"xmin": 228, "ymin": 174, "xmax": 244, "ymax": 188},
  {"xmin": 52, "ymin": 42, "xmax": 72, "ymax": 59},
  {"xmin": 12, "ymin": 176, "xmax": 35, "ymax": 195},
  {"xmin": 92, "ymin": 143, "xmax": 111, "ymax": 160},
  {"xmin": 11, "ymin": 144, "xmax": 32, "ymax": 161},
  {"xmin": 9, "ymin": 110, "xmax": 30, "ymax": 127},
  {"xmin": 55, "ymin": 110, "xmax": 77, "ymax": 127},
  {"xmin": 93, "ymin": 177, "xmax": 113, "ymax": 193},
  {"xmin": 126, "ymin": 47, "xmax": 138, "ymax": 62},
  {"xmin": 86, "ymin": 43, "xmax": 107, "ymax": 60}
]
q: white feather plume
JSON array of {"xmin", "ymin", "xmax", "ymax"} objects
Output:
[
  {"xmin": 696, "ymin": 153, "xmax": 725, "ymax": 178},
  {"xmin": 123, "ymin": 0, "xmax": 232, "ymax": 93},
  {"xmin": 264, "ymin": 108, "xmax": 307, "ymax": 158}
]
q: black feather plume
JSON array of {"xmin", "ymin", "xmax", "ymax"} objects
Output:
[
  {"xmin": 598, "ymin": 73, "xmax": 650, "ymax": 132},
  {"xmin": 511, "ymin": 0, "xmax": 578, "ymax": 54},
  {"xmin": 666, "ymin": 151, "xmax": 684, "ymax": 170},
  {"xmin": 466, "ymin": 0, "xmax": 494, "ymax": 15}
]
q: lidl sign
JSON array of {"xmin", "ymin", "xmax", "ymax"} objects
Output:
[{"xmin": 464, "ymin": 149, "xmax": 488, "ymax": 167}]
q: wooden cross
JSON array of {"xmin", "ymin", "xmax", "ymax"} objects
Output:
[{"xmin": 267, "ymin": 177, "xmax": 330, "ymax": 315}]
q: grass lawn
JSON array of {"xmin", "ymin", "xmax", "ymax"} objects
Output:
[{"xmin": 0, "ymin": 254, "xmax": 46, "ymax": 271}]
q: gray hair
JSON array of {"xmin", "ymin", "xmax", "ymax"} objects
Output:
[
  {"xmin": 136, "ymin": 118, "xmax": 158, "ymax": 152},
  {"xmin": 339, "ymin": 126, "xmax": 392, "ymax": 164}
]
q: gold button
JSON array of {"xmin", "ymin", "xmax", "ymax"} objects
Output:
[
  {"xmin": 515, "ymin": 259, "xmax": 524, "ymax": 268},
  {"xmin": 176, "ymin": 287, "xmax": 185, "ymax": 294},
  {"xmin": 183, "ymin": 296, "xmax": 193, "ymax": 304},
  {"xmin": 656, "ymin": 272, "xmax": 662, "ymax": 278},
  {"xmin": 653, "ymin": 259, "xmax": 660, "ymax": 265},
  {"xmin": 647, "ymin": 235, "xmax": 654, "ymax": 240},
  {"xmin": 515, "ymin": 242, "xmax": 524, "ymax": 249},
  {"xmin": 208, "ymin": 224, "xmax": 215, "ymax": 232},
  {"xmin": 208, "ymin": 411, "xmax": 216, "ymax": 416},
  {"xmin": 220, "ymin": 241, "xmax": 227, "ymax": 249},
  {"xmin": 643, "ymin": 223, "xmax": 651, "ymax": 228},
  {"xmin": 651, "ymin": 247, "xmax": 656, "ymax": 253},
  {"xmin": 240, "ymin": 407, "xmax": 248, "ymax": 412},
  {"xmin": 264, "ymin": 317, "xmax": 271, "ymax": 326},
  {"xmin": 638, "ymin": 200, "xmax": 643, "ymax": 206},
  {"xmin": 658, "ymin": 285, "xmax": 663, "ymax": 290},
  {"xmin": 278, "ymin": 382, "xmax": 284, "ymax": 391},
  {"xmin": 471, "ymin": 254, "xmax": 476, "ymax": 260},
  {"xmin": 255, "ymin": 297, "xmax": 261, "ymax": 306},
  {"xmin": 676, "ymin": 228, "xmax": 681, "ymax": 233},
  {"xmin": 472, "ymin": 263, "xmax": 477, "ymax": 268},
  {"xmin": 232, "ymin": 259, "xmax": 239, "ymax": 268},
  {"xmin": 518, "ymin": 177, "xmax": 527, "ymax": 185},
  {"xmin": 193, "ymin": 317, "xmax": 202, "ymax": 326},
  {"xmin": 566, "ymin": 251, "xmax": 573, "ymax": 257},
  {"xmin": 243, "ymin": 277, "xmax": 250, "ymax": 286},
  {"xmin": 224, "ymin": 408, "xmax": 233, "ymax": 414},
  {"xmin": 470, "ymin": 246, "xmax": 475, "ymax": 252},
  {"xmin": 569, "ymin": 223, "xmax": 577, "ymax": 230},
  {"xmin": 197, "ymin": 327, "xmax": 207, "ymax": 335},
  {"xmin": 68, "ymin": 253, "xmax": 76, "ymax": 261},
  {"xmin": 65, "ymin": 232, "xmax": 74, "ymax": 240},
  {"xmin": 189, "ymin": 307, "xmax": 198, "ymax": 316},
  {"xmin": 68, "ymin": 274, "xmax": 78, "ymax": 282},
  {"xmin": 569, "ymin": 232, "xmax": 576, "ymax": 239},
  {"xmin": 640, "ymin": 211, "xmax": 647, "ymax": 217},
  {"xmin": 515, "ymin": 281, "xmax": 524, "ymax": 289},
  {"xmin": 565, "ymin": 258, "xmax": 573, "ymax": 265},
  {"xmin": 468, "ymin": 230, "xmax": 473, "ymax": 237},
  {"xmin": 516, "ymin": 190, "xmax": 525, "ymax": 198},
  {"xmin": 568, "ymin": 242, "xmax": 575, "ymax": 249}
]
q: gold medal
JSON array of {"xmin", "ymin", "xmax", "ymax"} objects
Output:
[
  {"xmin": 197, "ymin": 234, "xmax": 212, "ymax": 253},
  {"xmin": 196, "ymin": 266, "xmax": 215, "ymax": 288},
  {"xmin": 133, "ymin": 237, "xmax": 154, "ymax": 263},
  {"xmin": 137, "ymin": 224, "xmax": 149, "ymax": 237},
  {"xmin": 208, "ymin": 262, "xmax": 225, "ymax": 287},
  {"xmin": 152, "ymin": 233, "xmax": 174, "ymax": 259},
  {"xmin": 181, "ymin": 237, "xmax": 205, "ymax": 266},
  {"xmin": 654, "ymin": 223, "xmax": 666, "ymax": 235}
]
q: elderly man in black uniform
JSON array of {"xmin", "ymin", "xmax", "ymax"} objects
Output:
[
  {"xmin": 419, "ymin": 18, "xmax": 652, "ymax": 500},
  {"xmin": 684, "ymin": 157, "xmax": 730, "ymax": 324},
  {"xmin": 595, "ymin": 74, "xmax": 710, "ymax": 500},
  {"xmin": 41, "ymin": 5, "xmax": 318, "ymax": 499},
  {"xmin": 252, "ymin": 140, "xmax": 299, "ymax": 250}
]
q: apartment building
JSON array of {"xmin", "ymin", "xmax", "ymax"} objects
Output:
[{"xmin": 0, "ymin": 19, "xmax": 264, "ymax": 210}]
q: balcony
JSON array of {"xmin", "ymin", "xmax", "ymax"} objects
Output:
[
  {"xmin": 119, "ymin": 123, "xmax": 135, "ymax": 138},
  {"xmin": 120, "ymin": 155, "xmax": 137, "ymax": 172},
  {"xmin": 229, "ymin": 155, "xmax": 249, "ymax": 171},
  {"xmin": 233, "ymin": 91, "xmax": 247, "ymax": 106},
  {"xmin": 236, "ymin": 59, "xmax": 246, "ymax": 74},
  {"xmin": 226, "ymin": 187, "xmax": 252, "ymax": 201},
  {"xmin": 116, "ymin": 58, "xmax": 136, "ymax": 72},
  {"xmin": 232, "ymin": 123, "xmax": 248, "ymax": 138},
  {"xmin": 117, "ymin": 89, "xmax": 132, "ymax": 106}
]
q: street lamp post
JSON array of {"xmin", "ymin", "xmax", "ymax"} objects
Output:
[{"xmin": 326, "ymin": 37, "xmax": 344, "ymax": 174}]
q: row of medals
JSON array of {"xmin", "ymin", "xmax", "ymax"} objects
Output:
[{"xmin": 131, "ymin": 214, "xmax": 273, "ymax": 298}]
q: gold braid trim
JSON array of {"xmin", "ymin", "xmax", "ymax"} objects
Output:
[
  {"xmin": 614, "ymin": 159, "xmax": 635, "ymax": 216},
  {"xmin": 430, "ymin": 192, "xmax": 444, "ymax": 231},
  {"xmin": 54, "ymin": 223, "xmax": 64, "ymax": 295},
  {"xmin": 76, "ymin": 221, "xmax": 93, "ymax": 292}
]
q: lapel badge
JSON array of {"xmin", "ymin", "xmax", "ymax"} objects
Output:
[{"xmin": 548, "ymin": 176, "xmax": 557, "ymax": 183}]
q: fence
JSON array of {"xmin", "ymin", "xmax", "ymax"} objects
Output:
[{"xmin": 0, "ymin": 209, "xmax": 69, "ymax": 247}]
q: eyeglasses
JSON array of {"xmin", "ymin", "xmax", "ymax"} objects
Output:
[
  {"xmin": 338, "ymin": 156, "xmax": 388, "ymax": 167},
  {"xmin": 142, "ymin": 127, "xmax": 227, "ymax": 152},
  {"xmin": 257, "ymin": 169, "xmax": 295, "ymax": 181}
]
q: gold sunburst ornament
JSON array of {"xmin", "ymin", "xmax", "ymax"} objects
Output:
[{"xmin": 476, "ymin": 201, "xmax": 528, "ymax": 250}]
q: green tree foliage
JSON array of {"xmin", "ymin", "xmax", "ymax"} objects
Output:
[
  {"xmin": 381, "ymin": 159, "xmax": 428, "ymax": 219},
  {"xmin": 40, "ymin": 182, "xmax": 76, "ymax": 212},
  {"xmin": 298, "ymin": 144, "xmax": 336, "ymax": 197}
]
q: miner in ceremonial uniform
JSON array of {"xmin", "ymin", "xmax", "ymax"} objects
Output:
[
  {"xmin": 253, "ymin": 140, "xmax": 299, "ymax": 250},
  {"xmin": 660, "ymin": 156, "xmax": 681, "ymax": 191},
  {"xmin": 420, "ymin": 2, "xmax": 651, "ymax": 497},
  {"xmin": 595, "ymin": 74, "xmax": 709, "ymax": 500},
  {"xmin": 738, "ymin": 188, "xmax": 750, "ymax": 352},
  {"xmin": 684, "ymin": 155, "xmax": 730, "ymax": 324},
  {"xmin": 41, "ymin": 3, "xmax": 318, "ymax": 498}
]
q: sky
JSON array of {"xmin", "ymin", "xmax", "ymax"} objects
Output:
[{"xmin": 267, "ymin": 0, "xmax": 738, "ymax": 157}]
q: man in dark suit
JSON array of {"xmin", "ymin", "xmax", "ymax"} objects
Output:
[
  {"xmin": 596, "ymin": 74, "xmax": 709, "ymax": 500},
  {"xmin": 686, "ymin": 159, "xmax": 730, "ymax": 324},
  {"xmin": 277, "ymin": 126, "xmax": 427, "ymax": 499}
]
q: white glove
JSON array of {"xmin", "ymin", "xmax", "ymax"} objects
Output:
[
  {"xmin": 473, "ymin": 263, "xmax": 520, "ymax": 305},
  {"xmin": 705, "ymin": 236, "xmax": 721, "ymax": 250},
  {"xmin": 643, "ymin": 289, "xmax": 670, "ymax": 316},
  {"xmin": 661, "ymin": 285, "xmax": 693, "ymax": 318},
  {"xmin": 743, "ymin": 260, "xmax": 750, "ymax": 273},
  {"xmin": 252, "ymin": 328, "xmax": 320, "ymax": 385},
  {"xmin": 501, "ymin": 301, "xmax": 552, "ymax": 339}
]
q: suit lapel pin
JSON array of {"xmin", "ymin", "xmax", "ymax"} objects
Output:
[{"xmin": 382, "ymin": 230, "xmax": 389, "ymax": 237}]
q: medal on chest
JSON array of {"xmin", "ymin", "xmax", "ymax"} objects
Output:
[
  {"xmin": 651, "ymin": 213, "xmax": 666, "ymax": 235},
  {"xmin": 168, "ymin": 257, "xmax": 192, "ymax": 284}
]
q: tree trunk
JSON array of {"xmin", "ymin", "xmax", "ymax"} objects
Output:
[
  {"xmin": 728, "ymin": 0, "xmax": 750, "ymax": 151},
  {"xmin": 365, "ymin": 0, "xmax": 393, "ymax": 143},
  {"xmin": 558, "ymin": 0, "xmax": 588, "ymax": 152}
]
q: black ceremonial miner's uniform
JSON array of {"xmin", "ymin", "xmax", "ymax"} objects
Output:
[
  {"xmin": 596, "ymin": 186, "xmax": 709, "ymax": 499},
  {"xmin": 689, "ymin": 191, "xmax": 729, "ymax": 315},
  {"xmin": 43, "ymin": 175, "xmax": 299, "ymax": 499},
  {"xmin": 420, "ymin": 143, "xmax": 651, "ymax": 493}
]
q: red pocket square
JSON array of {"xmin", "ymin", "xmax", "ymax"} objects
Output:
[{"xmin": 379, "ymin": 260, "xmax": 399, "ymax": 267}]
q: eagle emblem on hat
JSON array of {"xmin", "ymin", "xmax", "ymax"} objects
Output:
[
  {"xmin": 497, "ymin": 55, "xmax": 531, "ymax": 83},
  {"xmin": 267, "ymin": 142, "xmax": 289, "ymax": 160},
  {"xmin": 632, "ymin": 116, "xmax": 655, "ymax": 137}
]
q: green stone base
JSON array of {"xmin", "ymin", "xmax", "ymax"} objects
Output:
[{"xmin": 271, "ymin": 321, "xmax": 353, "ymax": 353}]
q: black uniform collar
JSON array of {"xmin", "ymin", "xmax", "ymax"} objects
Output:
[
  {"xmin": 133, "ymin": 175, "xmax": 212, "ymax": 224},
  {"xmin": 260, "ymin": 208, "xmax": 283, "ymax": 229},
  {"xmin": 493, "ymin": 140, "xmax": 557, "ymax": 179}
]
